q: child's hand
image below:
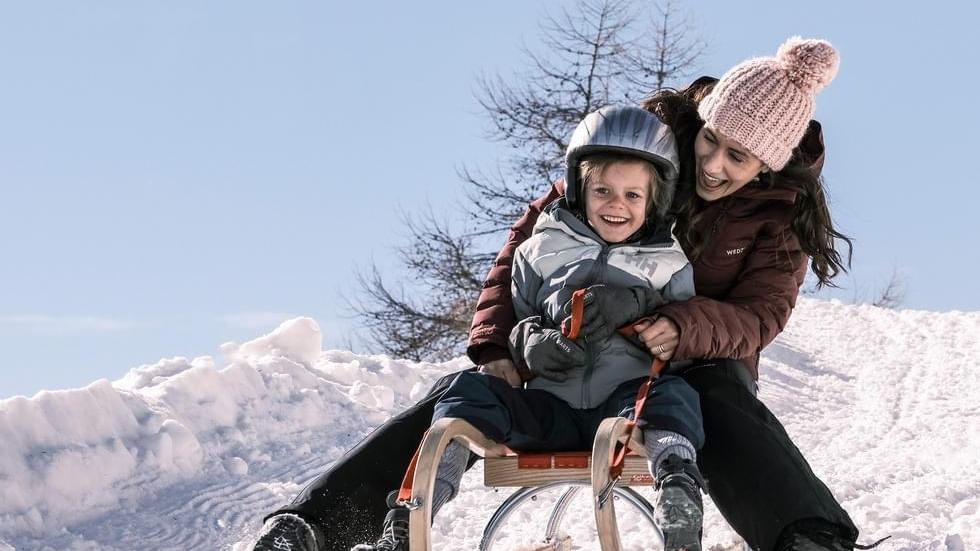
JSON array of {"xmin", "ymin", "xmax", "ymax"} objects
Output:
[
  {"xmin": 523, "ymin": 328, "xmax": 586, "ymax": 381},
  {"xmin": 479, "ymin": 359, "xmax": 522, "ymax": 387},
  {"xmin": 509, "ymin": 317, "xmax": 586, "ymax": 382},
  {"xmin": 563, "ymin": 285, "xmax": 664, "ymax": 341}
]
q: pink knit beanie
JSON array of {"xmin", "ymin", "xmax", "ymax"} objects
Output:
[{"xmin": 697, "ymin": 36, "xmax": 839, "ymax": 171}]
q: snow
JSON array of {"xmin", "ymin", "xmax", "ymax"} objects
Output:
[{"xmin": 0, "ymin": 300, "xmax": 977, "ymax": 550}]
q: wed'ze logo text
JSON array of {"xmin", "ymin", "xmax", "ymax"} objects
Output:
[{"xmin": 725, "ymin": 247, "xmax": 746, "ymax": 256}]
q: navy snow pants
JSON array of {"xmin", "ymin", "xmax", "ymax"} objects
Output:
[{"xmin": 432, "ymin": 370, "xmax": 704, "ymax": 453}]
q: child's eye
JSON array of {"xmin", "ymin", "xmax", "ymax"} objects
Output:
[
  {"xmin": 592, "ymin": 186, "xmax": 608, "ymax": 195},
  {"xmin": 626, "ymin": 192, "xmax": 643, "ymax": 200}
]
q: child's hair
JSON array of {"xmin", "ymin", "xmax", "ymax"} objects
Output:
[{"xmin": 577, "ymin": 152, "xmax": 661, "ymax": 216}]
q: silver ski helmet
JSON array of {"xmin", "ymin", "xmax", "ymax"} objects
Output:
[{"xmin": 565, "ymin": 105, "xmax": 679, "ymax": 217}]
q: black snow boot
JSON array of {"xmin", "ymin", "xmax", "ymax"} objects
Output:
[
  {"xmin": 253, "ymin": 513, "xmax": 322, "ymax": 551},
  {"xmin": 776, "ymin": 519, "xmax": 890, "ymax": 551},
  {"xmin": 350, "ymin": 492, "xmax": 410, "ymax": 551},
  {"xmin": 654, "ymin": 454, "xmax": 706, "ymax": 551}
]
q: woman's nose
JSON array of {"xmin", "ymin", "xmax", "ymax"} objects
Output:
[{"xmin": 703, "ymin": 149, "xmax": 724, "ymax": 175}]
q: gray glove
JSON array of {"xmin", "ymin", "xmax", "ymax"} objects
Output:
[
  {"xmin": 509, "ymin": 317, "xmax": 586, "ymax": 382},
  {"xmin": 563, "ymin": 284, "xmax": 665, "ymax": 341}
]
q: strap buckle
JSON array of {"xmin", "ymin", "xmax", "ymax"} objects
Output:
[
  {"xmin": 596, "ymin": 476, "xmax": 620, "ymax": 508},
  {"xmin": 395, "ymin": 496, "xmax": 423, "ymax": 510}
]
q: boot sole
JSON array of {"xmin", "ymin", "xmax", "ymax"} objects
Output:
[{"xmin": 656, "ymin": 486, "xmax": 703, "ymax": 551}]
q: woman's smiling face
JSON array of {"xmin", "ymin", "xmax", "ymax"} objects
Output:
[
  {"xmin": 583, "ymin": 159, "xmax": 654, "ymax": 243},
  {"xmin": 694, "ymin": 126, "xmax": 767, "ymax": 201}
]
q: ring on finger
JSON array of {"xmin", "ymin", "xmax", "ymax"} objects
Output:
[{"xmin": 656, "ymin": 344, "xmax": 666, "ymax": 355}]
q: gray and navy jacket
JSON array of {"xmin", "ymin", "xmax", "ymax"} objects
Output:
[{"xmin": 511, "ymin": 198, "xmax": 695, "ymax": 409}]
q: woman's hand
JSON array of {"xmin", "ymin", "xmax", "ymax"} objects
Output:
[
  {"xmin": 479, "ymin": 358, "xmax": 523, "ymax": 387},
  {"xmin": 633, "ymin": 316, "xmax": 680, "ymax": 360}
]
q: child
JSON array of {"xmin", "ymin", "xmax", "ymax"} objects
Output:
[{"xmin": 353, "ymin": 106, "xmax": 706, "ymax": 551}]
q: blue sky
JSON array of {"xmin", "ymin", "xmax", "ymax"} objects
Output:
[{"xmin": 1, "ymin": 1, "xmax": 977, "ymax": 399}]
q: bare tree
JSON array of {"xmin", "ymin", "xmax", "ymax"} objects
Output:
[
  {"xmin": 631, "ymin": 0, "xmax": 707, "ymax": 92},
  {"xmin": 347, "ymin": 208, "xmax": 493, "ymax": 361},
  {"xmin": 871, "ymin": 268, "xmax": 906, "ymax": 309},
  {"xmin": 802, "ymin": 267, "xmax": 907, "ymax": 309},
  {"xmin": 352, "ymin": 0, "xmax": 705, "ymax": 361}
]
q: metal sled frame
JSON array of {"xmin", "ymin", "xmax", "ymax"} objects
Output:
[{"xmin": 406, "ymin": 417, "xmax": 662, "ymax": 551}]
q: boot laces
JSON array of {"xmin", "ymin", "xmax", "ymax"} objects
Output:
[{"xmin": 374, "ymin": 514, "xmax": 409, "ymax": 550}]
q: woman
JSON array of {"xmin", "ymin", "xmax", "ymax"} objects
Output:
[{"xmin": 254, "ymin": 37, "xmax": 864, "ymax": 551}]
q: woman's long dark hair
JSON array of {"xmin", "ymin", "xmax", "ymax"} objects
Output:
[{"xmin": 641, "ymin": 78, "xmax": 853, "ymax": 288}]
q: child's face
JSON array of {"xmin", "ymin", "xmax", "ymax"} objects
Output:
[{"xmin": 583, "ymin": 160, "xmax": 653, "ymax": 243}]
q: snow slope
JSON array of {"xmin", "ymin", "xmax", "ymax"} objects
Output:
[{"xmin": 0, "ymin": 300, "xmax": 977, "ymax": 550}]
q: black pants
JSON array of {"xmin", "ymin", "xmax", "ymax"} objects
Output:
[
  {"xmin": 681, "ymin": 360, "xmax": 858, "ymax": 551},
  {"xmin": 272, "ymin": 361, "xmax": 857, "ymax": 551}
]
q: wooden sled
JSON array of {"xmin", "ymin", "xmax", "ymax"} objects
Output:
[{"xmin": 405, "ymin": 417, "xmax": 663, "ymax": 551}]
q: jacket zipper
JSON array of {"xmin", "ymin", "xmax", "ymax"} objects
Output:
[
  {"xmin": 702, "ymin": 198, "xmax": 732, "ymax": 252},
  {"xmin": 580, "ymin": 246, "xmax": 610, "ymax": 408}
]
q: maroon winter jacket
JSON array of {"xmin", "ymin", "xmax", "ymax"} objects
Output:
[{"xmin": 466, "ymin": 121, "xmax": 827, "ymax": 380}]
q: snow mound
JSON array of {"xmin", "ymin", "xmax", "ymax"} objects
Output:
[{"xmin": 0, "ymin": 317, "xmax": 467, "ymax": 547}]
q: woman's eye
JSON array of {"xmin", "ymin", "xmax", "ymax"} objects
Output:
[{"xmin": 728, "ymin": 153, "xmax": 744, "ymax": 163}]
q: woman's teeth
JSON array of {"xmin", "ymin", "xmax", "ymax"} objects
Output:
[{"xmin": 701, "ymin": 171, "xmax": 725, "ymax": 188}]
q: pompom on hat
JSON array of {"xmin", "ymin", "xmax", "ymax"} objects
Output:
[{"xmin": 697, "ymin": 36, "xmax": 839, "ymax": 171}]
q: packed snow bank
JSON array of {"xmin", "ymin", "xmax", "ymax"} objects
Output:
[
  {"xmin": 0, "ymin": 301, "xmax": 977, "ymax": 550},
  {"xmin": 0, "ymin": 317, "xmax": 466, "ymax": 548},
  {"xmin": 757, "ymin": 300, "xmax": 980, "ymax": 549}
]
